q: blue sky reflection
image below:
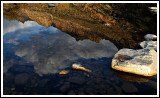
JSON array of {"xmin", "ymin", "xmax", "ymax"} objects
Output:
[{"xmin": 3, "ymin": 19, "xmax": 118, "ymax": 76}]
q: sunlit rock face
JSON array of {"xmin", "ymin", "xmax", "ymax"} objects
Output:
[
  {"xmin": 112, "ymin": 49, "xmax": 157, "ymax": 76},
  {"xmin": 19, "ymin": 9, "xmax": 54, "ymax": 27}
]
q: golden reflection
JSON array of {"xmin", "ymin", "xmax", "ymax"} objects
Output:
[
  {"xmin": 56, "ymin": 3, "xmax": 70, "ymax": 11},
  {"xmin": 111, "ymin": 69, "xmax": 153, "ymax": 82}
]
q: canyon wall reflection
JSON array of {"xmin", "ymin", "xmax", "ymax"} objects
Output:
[
  {"xmin": 3, "ymin": 19, "xmax": 118, "ymax": 76},
  {"xmin": 3, "ymin": 3, "xmax": 157, "ymax": 49}
]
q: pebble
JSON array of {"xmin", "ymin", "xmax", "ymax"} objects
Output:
[{"xmin": 48, "ymin": 4, "xmax": 56, "ymax": 8}]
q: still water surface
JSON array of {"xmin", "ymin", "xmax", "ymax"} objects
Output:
[{"xmin": 3, "ymin": 19, "xmax": 157, "ymax": 95}]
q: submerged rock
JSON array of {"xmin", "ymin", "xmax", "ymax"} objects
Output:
[
  {"xmin": 144, "ymin": 34, "xmax": 157, "ymax": 41},
  {"xmin": 59, "ymin": 70, "xmax": 69, "ymax": 75},
  {"xmin": 14, "ymin": 73, "xmax": 30, "ymax": 85},
  {"xmin": 111, "ymin": 48, "xmax": 157, "ymax": 76},
  {"xmin": 59, "ymin": 84, "xmax": 70, "ymax": 92},
  {"xmin": 121, "ymin": 82, "xmax": 138, "ymax": 93},
  {"xmin": 72, "ymin": 64, "xmax": 91, "ymax": 72},
  {"xmin": 68, "ymin": 76, "xmax": 86, "ymax": 85},
  {"xmin": 139, "ymin": 41, "xmax": 157, "ymax": 51}
]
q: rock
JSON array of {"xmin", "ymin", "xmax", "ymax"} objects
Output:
[
  {"xmin": 59, "ymin": 84, "xmax": 70, "ymax": 92},
  {"xmin": 72, "ymin": 64, "xmax": 91, "ymax": 72},
  {"xmin": 48, "ymin": 4, "xmax": 55, "ymax": 8},
  {"xmin": 67, "ymin": 90, "xmax": 76, "ymax": 95},
  {"xmin": 68, "ymin": 77, "xmax": 85, "ymax": 85},
  {"xmin": 144, "ymin": 34, "xmax": 157, "ymax": 41},
  {"xmin": 59, "ymin": 70, "xmax": 69, "ymax": 75},
  {"xmin": 146, "ymin": 80, "xmax": 157, "ymax": 90},
  {"xmin": 20, "ymin": 9, "xmax": 53, "ymax": 27},
  {"xmin": 115, "ymin": 54, "xmax": 133, "ymax": 62},
  {"xmin": 148, "ymin": 7, "xmax": 157, "ymax": 13},
  {"xmin": 3, "ymin": 88, "xmax": 11, "ymax": 95},
  {"xmin": 11, "ymin": 88, "xmax": 15, "ymax": 91},
  {"xmin": 14, "ymin": 73, "xmax": 30, "ymax": 85},
  {"xmin": 105, "ymin": 23, "xmax": 111, "ymax": 26},
  {"xmin": 139, "ymin": 41, "xmax": 157, "ymax": 51},
  {"xmin": 107, "ymin": 86, "xmax": 122, "ymax": 95},
  {"xmin": 121, "ymin": 82, "xmax": 138, "ymax": 93},
  {"xmin": 111, "ymin": 48, "xmax": 157, "ymax": 76}
]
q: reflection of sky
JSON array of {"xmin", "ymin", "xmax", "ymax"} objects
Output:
[
  {"xmin": 3, "ymin": 19, "xmax": 37, "ymax": 34},
  {"xmin": 3, "ymin": 19, "xmax": 118, "ymax": 76}
]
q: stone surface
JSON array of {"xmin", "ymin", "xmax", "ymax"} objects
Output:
[
  {"xmin": 148, "ymin": 7, "xmax": 157, "ymax": 13},
  {"xmin": 59, "ymin": 70, "xmax": 69, "ymax": 75},
  {"xmin": 14, "ymin": 73, "xmax": 30, "ymax": 85},
  {"xmin": 59, "ymin": 84, "xmax": 70, "ymax": 92},
  {"xmin": 68, "ymin": 76, "xmax": 86, "ymax": 85},
  {"xmin": 111, "ymin": 48, "xmax": 157, "ymax": 76},
  {"xmin": 144, "ymin": 34, "xmax": 157, "ymax": 41},
  {"xmin": 48, "ymin": 4, "xmax": 55, "ymax": 8},
  {"xmin": 121, "ymin": 82, "xmax": 138, "ymax": 93},
  {"xmin": 139, "ymin": 41, "xmax": 157, "ymax": 51},
  {"xmin": 147, "ymin": 80, "xmax": 157, "ymax": 90}
]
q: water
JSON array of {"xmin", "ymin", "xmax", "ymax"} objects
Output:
[{"xmin": 3, "ymin": 19, "xmax": 157, "ymax": 95}]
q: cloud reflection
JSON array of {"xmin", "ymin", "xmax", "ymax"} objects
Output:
[
  {"xmin": 3, "ymin": 19, "xmax": 38, "ymax": 34},
  {"xmin": 3, "ymin": 20, "xmax": 118, "ymax": 76}
]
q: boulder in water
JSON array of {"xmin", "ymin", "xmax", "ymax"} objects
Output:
[{"xmin": 111, "ymin": 48, "xmax": 157, "ymax": 76}]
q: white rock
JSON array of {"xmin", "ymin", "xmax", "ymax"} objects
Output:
[
  {"xmin": 144, "ymin": 34, "xmax": 157, "ymax": 41},
  {"xmin": 139, "ymin": 41, "xmax": 157, "ymax": 51},
  {"xmin": 105, "ymin": 23, "xmax": 111, "ymax": 26},
  {"xmin": 111, "ymin": 48, "xmax": 157, "ymax": 76},
  {"xmin": 148, "ymin": 7, "xmax": 157, "ymax": 13},
  {"xmin": 48, "ymin": 4, "xmax": 56, "ymax": 8}
]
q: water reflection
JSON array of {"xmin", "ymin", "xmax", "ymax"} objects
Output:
[
  {"xmin": 3, "ymin": 19, "xmax": 118, "ymax": 76},
  {"xmin": 3, "ymin": 19, "xmax": 38, "ymax": 34},
  {"xmin": 111, "ymin": 69, "xmax": 153, "ymax": 82},
  {"xmin": 3, "ymin": 3, "xmax": 157, "ymax": 95},
  {"xmin": 3, "ymin": 3, "xmax": 157, "ymax": 49},
  {"xmin": 3, "ymin": 19, "xmax": 157, "ymax": 95}
]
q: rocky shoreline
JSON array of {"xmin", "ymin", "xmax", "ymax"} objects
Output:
[{"xmin": 111, "ymin": 34, "xmax": 157, "ymax": 76}]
